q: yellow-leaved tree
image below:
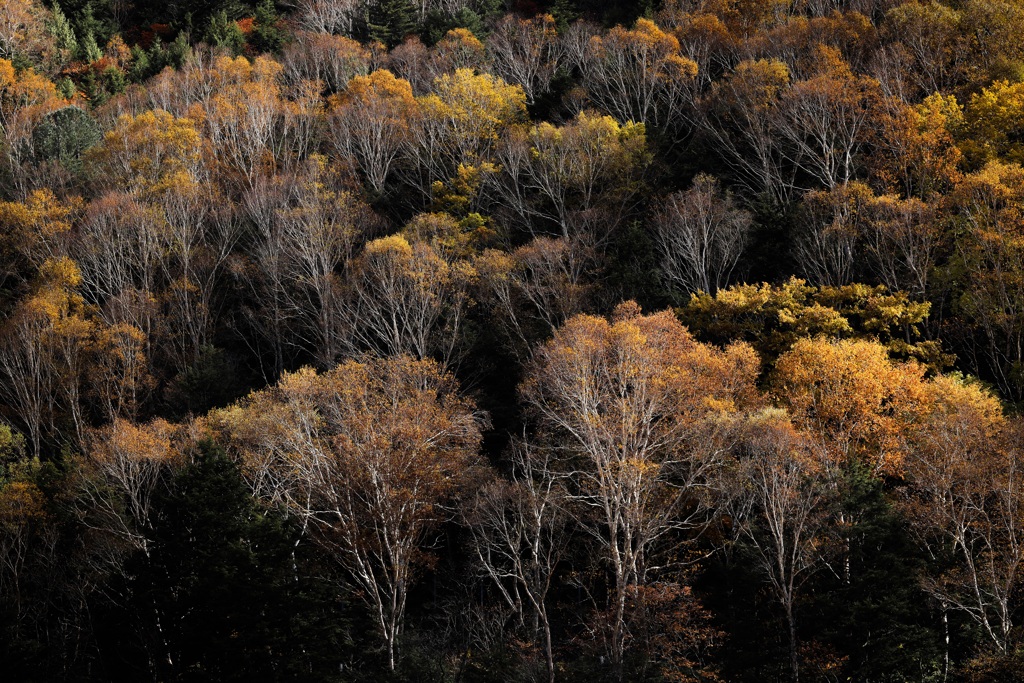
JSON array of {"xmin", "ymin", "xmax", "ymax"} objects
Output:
[{"xmin": 406, "ymin": 67, "xmax": 526, "ymax": 203}]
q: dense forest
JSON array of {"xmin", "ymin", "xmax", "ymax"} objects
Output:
[{"xmin": 2, "ymin": 0, "xmax": 1024, "ymax": 680}]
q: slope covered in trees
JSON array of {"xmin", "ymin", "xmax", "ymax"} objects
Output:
[{"xmin": 2, "ymin": 0, "xmax": 1024, "ymax": 680}]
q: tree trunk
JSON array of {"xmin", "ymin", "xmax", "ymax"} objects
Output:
[{"xmin": 786, "ymin": 597, "xmax": 799, "ymax": 683}]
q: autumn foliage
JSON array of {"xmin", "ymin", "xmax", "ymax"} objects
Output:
[{"xmin": 3, "ymin": 1, "xmax": 1024, "ymax": 681}]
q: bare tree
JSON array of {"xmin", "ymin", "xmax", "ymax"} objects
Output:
[
  {"xmin": 654, "ymin": 174, "xmax": 752, "ymax": 300},
  {"xmin": 725, "ymin": 409, "xmax": 831, "ymax": 683},
  {"xmin": 281, "ymin": 31, "xmax": 369, "ymax": 92},
  {"xmin": 277, "ymin": 159, "xmax": 370, "ymax": 367},
  {"xmin": 286, "ymin": 0, "xmax": 362, "ymax": 36},
  {"xmin": 794, "ymin": 182, "xmax": 872, "ymax": 287},
  {"xmin": 465, "ymin": 441, "xmax": 570, "ymax": 683},
  {"xmin": 864, "ymin": 195, "xmax": 939, "ymax": 298},
  {"xmin": 474, "ymin": 236, "xmax": 595, "ymax": 359},
  {"xmin": 486, "ymin": 14, "xmax": 563, "ymax": 106}
]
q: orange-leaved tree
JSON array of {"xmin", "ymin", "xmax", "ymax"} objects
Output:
[
  {"xmin": 902, "ymin": 374, "xmax": 1023, "ymax": 658},
  {"xmin": 210, "ymin": 355, "xmax": 483, "ymax": 670},
  {"xmin": 520, "ymin": 302, "xmax": 757, "ymax": 677},
  {"xmin": 772, "ymin": 337, "xmax": 929, "ymax": 479}
]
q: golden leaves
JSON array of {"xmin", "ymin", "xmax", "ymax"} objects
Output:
[
  {"xmin": 87, "ymin": 110, "xmax": 204, "ymax": 194},
  {"xmin": 773, "ymin": 337, "xmax": 929, "ymax": 476},
  {"xmin": 419, "ymin": 68, "xmax": 527, "ymax": 149}
]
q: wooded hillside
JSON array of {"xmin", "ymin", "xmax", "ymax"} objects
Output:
[{"xmin": 1, "ymin": 1, "xmax": 1023, "ymax": 680}]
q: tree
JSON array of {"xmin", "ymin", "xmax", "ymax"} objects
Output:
[
  {"xmin": 274, "ymin": 157, "xmax": 370, "ymax": 368},
  {"xmin": 868, "ymin": 93, "xmax": 964, "ymax": 200},
  {"xmin": 211, "ymin": 355, "xmax": 483, "ymax": 671},
  {"xmin": 485, "ymin": 14, "xmax": 561, "ymax": 106},
  {"xmin": 775, "ymin": 48, "xmax": 880, "ymax": 192},
  {"xmin": 281, "ymin": 31, "xmax": 369, "ymax": 93},
  {"xmin": 492, "ymin": 111, "xmax": 649, "ymax": 246},
  {"xmin": 77, "ymin": 418, "xmax": 180, "ymax": 558},
  {"xmin": 680, "ymin": 278, "xmax": 944, "ymax": 371},
  {"xmin": 726, "ymin": 409, "xmax": 831, "ymax": 683},
  {"xmin": 654, "ymin": 173, "xmax": 752, "ymax": 300},
  {"xmin": 328, "ymin": 69, "xmax": 417, "ymax": 196},
  {"xmin": 862, "ymin": 193, "xmax": 939, "ymax": 298},
  {"xmin": 429, "ymin": 27, "xmax": 487, "ymax": 78},
  {"xmin": 772, "ymin": 337, "xmax": 928, "ymax": 479},
  {"xmin": 85, "ymin": 109, "xmax": 206, "ymax": 195},
  {"xmin": 947, "ymin": 161, "xmax": 1024, "ymax": 402},
  {"xmin": 474, "ymin": 236, "xmax": 596, "ymax": 360},
  {"xmin": 30, "ymin": 106, "xmax": 101, "ymax": 171},
  {"xmin": 656, "ymin": 5, "xmax": 735, "ymax": 90},
  {"xmin": 291, "ymin": 0, "xmax": 362, "ymax": 35},
  {"xmin": 0, "ymin": 187, "xmax": 80, "ymax": 274},
  {"xmin": 0, "ymin": 476, "xmax": 48, "ymax": 636},
  {"xmin": 959, "ymin": 0, "xmax": 1024, "ymax": 86},
  {"xmin": 74, "ymin": 418, "xmax": 184, "ymax": 674},
  {"xmin": 387, "ymin": 35, "xmax": 432, "ymax": 95},
  {"xmin": 793, "ymin": 181, "xmax": 872, "ymax": 287},
  {"xmin": 108, "ymin": 442, "xmax": 354, "ymax": 681},
  {"xmin": 73, "ymin": 192, "xmax": 163, "ymax": 338},
  {"xmin": 579, "ymin": 18, "xmax": 698, "ymax": 144},
  {"xmin": 701, "ymin": 58, "xmax": 793, "ymax": 204},
  {"xmin": 464, "ymin": 441, "xmax": 570, "ymax": 683},
  {"xmin": 0, "ymin": 59, "xmax": 65, "ymax": 195},
  {"xmin": 249, "ymin": 0, "xmax": 286, "ymax": 54},
  {"xmin": 962, "ymin": 79, "xmax": 1024, "ymax": 167},
  {"xmin": 87, "ymin": 322, "xmax": 153, "ymax": 423},
  {"xmin": 0, "ymin": 0, "xmax": 42, "ymax": 61},
  {"xmin": 520, "ymin": 302, "xmax": 758, "ymax": 677},
  {"xmin": 203, "ymin": 56, "xmax": 317, "ymax": 191},
  {"xmin": 884, "ymin": 1, "xmax": 965, "ymax": 96},
  {"xmin": 365, "ymin": 0, "xmax": 416, "ymax": 48},
  {"xmin": 0, "ymin": 257, "xmax": 89, "ymax": 456},
  {"xmin": 344, "ymin": 233, "xmax": 472, "ymax": 367},
  {"xmin": 408, "ymin": 67, "xmax": 526, "ymax": 203},
  {"xmin": 903, "ymin": 374, "xmax": 1023, "ymax": 660}
]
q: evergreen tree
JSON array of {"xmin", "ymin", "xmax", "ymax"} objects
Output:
[
  {"xmin": 48, "ymin": 3, "xmax": 79, "ymax": 56},
  {"xmin": 31, "ymin": 106, "xmax": 102, "ymax": 170},
  {"xmin": 80, "ymin": 31, "xmax": 102, "ymax": 62},
  {"xmin": 364, "ymin": 0, "xmax": 416, "ymax": 48},
  {"xmin": 203, "ymin": 10, "xmax": 245, "ymax": 55},
  {"xmin": 249, "ymin": 0, "xmax": 286, "ymax": 54},
  {"xmin": 811, "ymin": 464, "xmax": 945, "ymax": 681},
  {"xmin": 94, "ymin": 442, "xmax": 354, "ymax": 681}
]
